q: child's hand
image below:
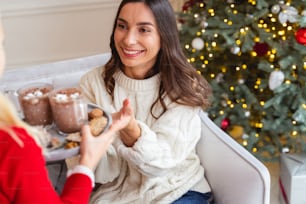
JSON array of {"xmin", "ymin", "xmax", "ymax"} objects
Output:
[{"xmin": 79, "ymin": 98, "xmax": 134, "ymax": 170}]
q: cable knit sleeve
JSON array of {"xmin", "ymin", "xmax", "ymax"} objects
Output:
[
  {"xmin": 117, "ymin": 106, "xmax": 202, "ymax": 177},
  {"xmin": 79, "ymin": 68, "xmax": 102, "ymax": 104},
  {"xmin": 79, "ymin": 67, "xmax": 122, "ymax": 184},
  {"xmin": 79, "ymin": 67, "xmax": 115, "ymax": 111}
]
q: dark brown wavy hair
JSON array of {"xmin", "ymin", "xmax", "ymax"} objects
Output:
[{"xmin": 104, "ymin": 0, "xmax": 212, "ymax": 119}]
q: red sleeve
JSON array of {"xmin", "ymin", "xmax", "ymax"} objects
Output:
[{"xmin": 0, "ymin": 127, "xmax": 92, "ymax": 204}]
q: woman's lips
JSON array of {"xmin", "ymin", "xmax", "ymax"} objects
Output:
[{"xmin": 122, "ymin": 48, "xmax": 144, "ymax": 57}]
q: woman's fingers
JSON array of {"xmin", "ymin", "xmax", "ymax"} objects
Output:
[{"xmin": 81, "ymin": 125, "xmax": 91, "ymax": 138}]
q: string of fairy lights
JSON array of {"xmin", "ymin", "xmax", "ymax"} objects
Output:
[{"xmin": 179, "ymin": 0, "xmax": 306, "ymax": 158}]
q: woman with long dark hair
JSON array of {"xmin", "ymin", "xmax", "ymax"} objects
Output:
[{"xmin": 80, "ymin": 0, "xmax": 213, "ymax": 203}]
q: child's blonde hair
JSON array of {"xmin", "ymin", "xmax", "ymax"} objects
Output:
[{"xmin": 0, "ymin": 93, "xmax": 44, "ymax": 148}]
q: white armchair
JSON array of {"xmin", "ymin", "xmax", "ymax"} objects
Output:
[
  {"xmin": 0, "ymin": 53, "xmax": 270, "ymax": 204},
  {"xmin": 197, "ymin": 111, "xmax": 270, "ymax": 204}
]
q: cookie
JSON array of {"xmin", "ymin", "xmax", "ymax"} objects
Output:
[
  {"xmin": 65, "ymin": 141, "xmax": 79, "ymax": 149},
  {"xmin": 89, "ymin": 116, "xmax": 108, "ymax": 136},
  {"xmin": 66, "ymin": 132, "xmax": 81, "ymax": 142},
  {"xmin": 88, "ymin": 108, "xmax": 104, "ymax": 120}
]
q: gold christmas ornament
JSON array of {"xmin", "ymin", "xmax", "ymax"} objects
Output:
[{"xmin": 228, "ymin": 125, "xmax": 244, "ymax": 139}]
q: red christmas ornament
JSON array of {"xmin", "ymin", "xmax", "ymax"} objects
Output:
[
  {"xmin": 178, "ymin": 18, "xmax": 185, "ymax": 24},
  {"xmin": 182, "ymin": 1, "xmax": 193, "ymax": 11},
  {"xmin": 182, "ymin": 0, "xmax": 205, "ymax": 11},
  {"xmin": 253, "ymin": 42, "xmax": 269, "ymax": 56},
  {"xmin": 220, "ymin": 118, "xmax": 230, "ymax": 130},
  {"xmin": 193, "ymin": 0, "xmax": 205, "ymax": 3},
  {"xmin": 295, "ymin": 27, "xmax": 306, "ymax": 45}
]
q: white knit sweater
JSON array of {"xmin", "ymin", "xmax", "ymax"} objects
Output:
[{"xmin": 79, "ymin": 66, "xmax": 211, "ymax": 204}]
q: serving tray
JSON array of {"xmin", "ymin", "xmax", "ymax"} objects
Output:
[{"xmin": 44, "ymin": 103, "xmax": 112, "ymax": 162}]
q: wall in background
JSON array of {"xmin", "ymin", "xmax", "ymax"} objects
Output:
[
  {"xmin": 0, "ymin": 0, "xmax": 183, "ymax": 70},
  {"xmin": 0, "ymin": 0, "xmax": 120, "ymax": 69},
  {"xmin": 169, "ymin": 0, "xmax": 184, "ymax": 12}
]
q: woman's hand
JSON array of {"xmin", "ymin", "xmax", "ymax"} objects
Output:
[
  {"xmin": 79, "ymin": 99, "xmax": 133, "ymax": 170},
  {"xmin": 112, "ymin": 99, "xmax": 141, "ymax": 147}
]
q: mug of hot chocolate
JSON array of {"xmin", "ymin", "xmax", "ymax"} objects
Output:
[
  {"xmin": 17, "ymin": 82, "xmax": 54, "ymax": 127},
  {"xmin": 49, "ymin": 87, "xmax": 88, "ymax": 134},
  {"xmin": 17, "ymin": 83, "xmax": 53, "ymax": 126}
]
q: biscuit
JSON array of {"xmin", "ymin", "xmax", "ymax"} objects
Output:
[
  {"xmin": 88, "ymin": 108, "xmax": 104, "ymax": 120},
  {"xmin": 66, "ymin": 132, "xmax": 81, "ymax": 142},
  {"xmin": 65, "ymin": 141, "xmax": 79, "ymax": 149},
  {"xmin": 89, "ymin": 116, "xmax": 108, "ymax": 136}
]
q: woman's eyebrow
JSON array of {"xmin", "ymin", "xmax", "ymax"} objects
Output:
[
  {"xmin": 117, "ymin": 17, "xmax": 154, "ymax": 27},
  {"xmin": 137, "ymin": 22, "xmax": 154, "ymax": 27},
  {"xmin": 117, "ymin": 18, "xmax": 126, "ymax": 23}
]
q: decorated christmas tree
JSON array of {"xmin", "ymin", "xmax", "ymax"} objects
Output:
[{"xmin": 178, "ymin": 0, "xmax": 306, "ymax": 161}]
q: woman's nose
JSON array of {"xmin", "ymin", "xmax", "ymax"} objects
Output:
[{"xmin": 123, "ymin": 30, "xmax": 137, "ymax": 45}]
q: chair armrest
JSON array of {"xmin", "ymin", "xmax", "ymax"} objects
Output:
[
  {"xmin": 196, "ymin": 111, "xmax": 270, "ymax": 204},
  {"xmin": 0, "ymin": 53, "xmax": 111, "ymax": 91}
]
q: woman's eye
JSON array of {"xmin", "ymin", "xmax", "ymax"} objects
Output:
[
  {"xmin": 139, "ymin": 27, "xmax": 151, "ymax": 33},
  {"xmin": 117, "ymin": 23, "xmax": 126, "ymax": 30}
]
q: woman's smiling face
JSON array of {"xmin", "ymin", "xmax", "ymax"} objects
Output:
[{"xmin": 114, "ymin": 2, "xmax": 161, "ymax": 79}]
